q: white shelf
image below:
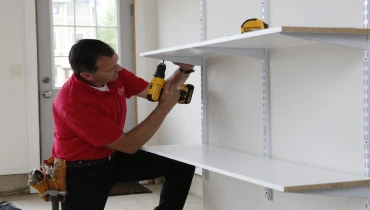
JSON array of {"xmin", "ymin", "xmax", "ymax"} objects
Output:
[
  {"xmin": 142, "ymin": 144, "xmax": 370, "ymax": 194},
  {"xmin": 140, "ymin": 26, "xmax": 370, "ymax": 65}
]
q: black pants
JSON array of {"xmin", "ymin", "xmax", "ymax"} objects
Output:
[{"xmin": 61, "ymin": 150, "xmax": 196, "ymax": 210}]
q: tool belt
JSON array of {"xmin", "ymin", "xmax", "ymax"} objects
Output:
[{"xmin": 27, "ymin": 157, "xmax": 67, "ymax": 203}]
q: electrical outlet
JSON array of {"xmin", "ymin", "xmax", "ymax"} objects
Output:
[{"xmin": 9, "ymin": 65, "xmax": 24, "ymax": 77}]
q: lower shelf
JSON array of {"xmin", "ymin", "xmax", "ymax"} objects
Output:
[{"xmin": 142, "ymin": 144, "xmax": 370, "ymax": 196}]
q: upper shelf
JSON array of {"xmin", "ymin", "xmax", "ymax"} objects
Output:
[
  {"xmin": 140, "ymin": 26, "xmax": 370, "ymax": 65},
  {"xmin": 142, "ymin": 144, "xmax": 370, "ymax": 195}
]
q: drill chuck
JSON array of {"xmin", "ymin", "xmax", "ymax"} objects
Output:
[{"xmin": 154, "ymin": 63, "xmax": 166, "ymax": 79}]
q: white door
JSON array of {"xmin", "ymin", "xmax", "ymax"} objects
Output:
[{"xmin": 37, "ymin": 0, "xmax": 135, "ymax": 161}]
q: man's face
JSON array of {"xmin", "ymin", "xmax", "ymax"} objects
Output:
[{"xmin": 81, "ymin": 53, "xmax": 121, "ymax": 87}]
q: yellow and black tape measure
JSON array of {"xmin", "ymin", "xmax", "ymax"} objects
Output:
[{"xmin": 241, "ymin": 18, "xmax": 269, "ymax": 34}]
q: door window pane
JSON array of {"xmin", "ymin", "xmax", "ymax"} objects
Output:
[
  {"xmin": 54, "ymin": 57, "xmax": 73, "ymax": 88},
  {"xmin": 75, "ymin": 0, "xmax": 96, "ymax": 26},
  {"xmin": 54, "ymin": 27, "xmax": 75, "ymax": 56},
  {"xmin": 51, "ymin": 0, "xmax": 119, "ymax": 88},
  {"xmin": 53, "ymin": 0, "xmax": 74, "ymax": 25},
  {"xmin": 97, "ymin": 28, "xmax": 117, "ymax": 52},
  {"xmin": 75, "ymin": 27, "xmax": 97, "ymax": 41},
  {"xmin": 97, "ymin": 0, "xmax": 117, "ymax": 27}
]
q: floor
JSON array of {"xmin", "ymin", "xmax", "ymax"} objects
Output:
[{"xmin": 0, "ymin": 184, "xmax": 203, "ymax": 210}]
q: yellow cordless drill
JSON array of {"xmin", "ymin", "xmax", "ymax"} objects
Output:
[{"xmin": 147, "ymin": 61, "xmax": 194, "ymax": 104}]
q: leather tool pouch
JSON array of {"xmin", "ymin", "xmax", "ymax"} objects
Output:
[
  {"xmin": 31, "ymin": 170, "xmax": 52, "ymax": 202},
  {"xmin": 0, "ymin": 201, "xmax": 21, "ymax": 210},
  {"xmin": 28, "ymin": 157, "xmax": 67, "ymax": 203},
  {"xmin": 52, "ymin": 158, "xmax": 67, "ymax": 202}
]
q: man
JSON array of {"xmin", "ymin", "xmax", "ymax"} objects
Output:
[{"xmin": 52, "ymin": 39, "xmax": 196, "ymax": 210}]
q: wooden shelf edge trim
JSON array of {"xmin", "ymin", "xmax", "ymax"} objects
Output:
[
  {"xmin": 284, "ymin": 180, "xmax": 370, "ymax": 192},
  {"xmin": 281, "ymin": 26, "xmax": 370, "ymax": 34}
]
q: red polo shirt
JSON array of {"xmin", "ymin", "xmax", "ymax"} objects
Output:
[{"xmin": 51, "ymin": 68, "xmax": 149, "ymax": 161}]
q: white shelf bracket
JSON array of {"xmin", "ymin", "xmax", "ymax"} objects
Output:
[
  {"xmin": 297, "ymin": 186, "xmax": 370, "ymax": 199},
  {"xmin": 144, "ymin": 55, "xmax": 203, "ymax": 66},
  {"xmin": 281, "ymin": 32, "xmax": 369, "ymax": 50},
  {"xmin": 194, "ymin": 47, "xmax": 264, "ymax": 60}
]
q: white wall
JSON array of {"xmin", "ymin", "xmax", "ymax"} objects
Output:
[
  {"xmin": 135, "ymin": 0, "xmax": 202, "ymax": 146},
  {"xmin": 134, "ymin": 0, "xmax": 160, "ymax": 145},
  {"xmin": 0, "ymin": 0, "xmax": 38, "ymax": 175},
  {"xmin": 155, "ymin": 0, "xmax": 202, "ymax": 145},
  {"xmin": 203, "ymin": 0, "xmax": 366, "ymax": 210}
]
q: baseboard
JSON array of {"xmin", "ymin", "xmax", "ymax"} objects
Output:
[
  {"xmin": 195, "ymin": 167, "xmax": 202, "ymax": 176},
  {"xmin": 139, "ymin": 177, "xmax": 164, "ymax": 185},
  {"xmin": 0, "ymin": 174, "xmax": 30, "ymax": 196},
  {"xmin": 190, "ymin": 174, "xmax": 203, "ymax": 199}
]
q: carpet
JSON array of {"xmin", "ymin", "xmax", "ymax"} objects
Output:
[{"xmin": 108, "ymin": 182, "xmax": 152, "ymax": 196}]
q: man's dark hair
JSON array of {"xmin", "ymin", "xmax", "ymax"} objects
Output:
[{"xmin": 69, "ymin": 39, "xmax": 115, "ymax": 74}]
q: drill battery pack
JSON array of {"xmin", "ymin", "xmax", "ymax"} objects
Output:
[{"xmin": 178, "ymin": 84, "xmax": 194, "ymax": 104}]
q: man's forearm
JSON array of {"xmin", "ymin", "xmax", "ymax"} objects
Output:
[
  {"xmin": 126, "ymin": 106, "xmax": 168, "ymax": 150},
  {"xmin": 108, "ymin": 106, "xmax": 169, "ymax": 154},
  {"xmin": 166, "ymin": 68, "xmax": 190, "ymax": 87}
]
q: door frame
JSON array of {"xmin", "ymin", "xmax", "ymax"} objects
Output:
[
  {"xmin": 26, "ymin": 0, "xmax": 41, "ymax": 174},
  {"xmin": 132, "ymin": 0, "xmax": 138, "ymax": 126},
  {"xmin": 118, "ymin": 0, "xmax": 137, "ymax": 132}
]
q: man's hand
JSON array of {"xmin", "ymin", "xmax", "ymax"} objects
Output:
[
  {"xmin": 172, "ymin": 62, "xmax": 194, "ymax": 71},
  {"xmin": 135, "ymin": 61, "xmax": 195, "ymax": 101},
  {"xmin": 158, "ymin": 82, "xmax": 180, "ymax": 112}
]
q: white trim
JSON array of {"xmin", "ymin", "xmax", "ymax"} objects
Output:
[
  {"xmin": 25, "ymin": 0, "xmax": 40, "ymax": 194},
  {"xmin": 116, "ymin": 0, "xmax": 122, "ymax": 63},
  {"xmin": 50, "ymin": 0, "xmax": 57, "ymax": 89}
]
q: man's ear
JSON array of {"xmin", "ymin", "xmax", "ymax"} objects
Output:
[{"xmin": 80, "ymin": 72, "xmax": 94, "ymax": 81}]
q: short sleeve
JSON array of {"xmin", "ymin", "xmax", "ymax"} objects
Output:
[
  {"xmin": 119, "ymin": 68, "xmax": 149, "ymax": 99},
  {"xmin": 64, "ymin": 104, "xmax": 123, "ymax": 147}
]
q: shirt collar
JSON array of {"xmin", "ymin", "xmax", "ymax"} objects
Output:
[{"xmin": 71, "ymin": 74, "xmax": 110, "ymax": 96}]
